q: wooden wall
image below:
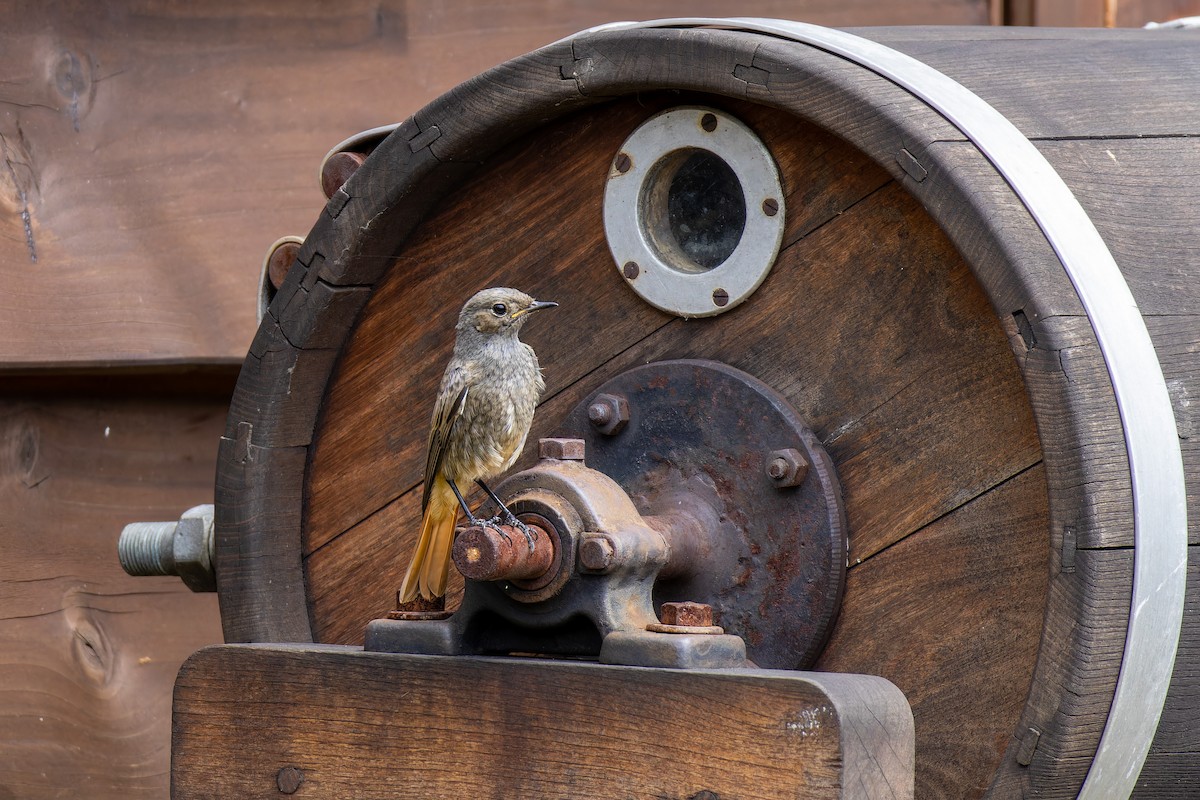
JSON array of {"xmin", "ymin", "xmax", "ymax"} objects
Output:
[{"xmin": 1, "ymin": 1, "xmax": 1192, "ymax": 799}]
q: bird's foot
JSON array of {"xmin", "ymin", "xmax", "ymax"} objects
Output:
[
  {"xmin": 482, "ymin": 513, "xmax": 537, "ymax": 552},
  {"xmin": 508, "ymin": 516, "xmax": 538, "ymax": 553},
  {"xmin": 477, "ymin": 515, "xmax": 514, "ymax": 545}
]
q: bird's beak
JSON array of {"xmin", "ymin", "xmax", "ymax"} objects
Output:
[{"xmin": 512, "ymin": 300, "xmax": 558, "ymax": 319}]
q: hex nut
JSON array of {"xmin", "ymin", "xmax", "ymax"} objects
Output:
[
  {"xmin": 660, "ymin": 601, "xmax": 714, "ymax": 627},
  {"xmin": 588, "ymin": 393, "xmax": 629, "ymax": 436},
  {"xmin": 578, "ymin": 534, "xmax": 616, "ymax": 572},
  {"xmin": 766, "ymin": 448, "xmax": 809, "ymax": 489},
  {"xmin": 172, "ymin": 504, "xmax": 216, "ymax": 592},
  {"xmin": 538, "ymin": 438, "xmax": 586, "ymax": 461}
]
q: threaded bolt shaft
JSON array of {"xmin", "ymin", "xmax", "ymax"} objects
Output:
[{"xmin": 118, "ymin": 522, "xmax": 177, "ymax": 576}]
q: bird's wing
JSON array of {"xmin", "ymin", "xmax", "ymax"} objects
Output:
[{"xmin": 421, "ymin": 365, "xmax": 469, "ymax": 512}]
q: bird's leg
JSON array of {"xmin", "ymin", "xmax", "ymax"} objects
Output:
[
  {"xmin": 447, "ymin": 478, "xmax": 512, "ymax": 544},
  {"xmin": 476, "ymin": 478, "xmax": 537, "ymax": 552}
]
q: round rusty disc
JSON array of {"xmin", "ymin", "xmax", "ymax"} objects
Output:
[{"xmin": 560, "ymin": 359, "xmax": 846, "ymax": 669}]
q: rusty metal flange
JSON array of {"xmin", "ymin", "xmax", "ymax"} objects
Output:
[{"xmin": 558, "ymin": 359, "xmax": 846, "ymax": 669}]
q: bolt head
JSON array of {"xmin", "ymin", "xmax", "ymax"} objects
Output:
[
  {"xmin": 660, "ymin": 601, "xmax": 714, "ymax": 627},
  {"xmin": 579, "ymin": 534, "xmax": 615, "ymax": 572},
  {"xmin": 765, "ymin": 448, "xmax": 808, "ymax": 489},
  {"xmin": 276, "ymin": 766, "xmax": 305, "ymax": 794},
  {"xmin": 538, "ymin": 438, "xmax": 586, "ymax": 461},
  {"xmin": 587, "ymin": 393, "xmax": 629, "ymax": 435},
  {"xmin": 172, "ymin": 504, "xmax": 216, "ymax": 592},
  {"xmin": 320, "ymin": 150, "xmax": 366, "ymax": 199}
]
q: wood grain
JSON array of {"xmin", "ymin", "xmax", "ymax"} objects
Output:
[
  {"xmin": 860, "ymin": 28, "xmax": 1200, "ymax": 139},
  {"xmin": 0, "ymin": 1, "xmax": 991, "ymax": 369},
  {"xmin": 303, "ymin": 95, "xmax": 896, "ymax": 551},
  {"xmin": 173, "ymin": 645, "xmax": 915, "ymax": 800},
  {"xmin": 815, "ymin": 465, "xmax": 1049, "ymax": 800},
  {"xmin": 0, "ymin": 388, "xmax": 226, "ymax": 799}
]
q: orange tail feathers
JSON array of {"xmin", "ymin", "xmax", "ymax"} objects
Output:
[{"xmin": 399, "ymin": 476, "xmax": 459, "ymax": 603}]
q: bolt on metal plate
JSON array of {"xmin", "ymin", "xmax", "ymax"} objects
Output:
[{"xmin": 559, "ymin": 359, "xmax": 847, "ymax": 670}]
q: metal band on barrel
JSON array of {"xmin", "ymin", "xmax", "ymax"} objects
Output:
[{"xmin": 570, "ymin": 17, "xmax": 1187, "ymax": 799}]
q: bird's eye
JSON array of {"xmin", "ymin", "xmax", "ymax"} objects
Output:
[{"xmin": 491, "ymin": 303, "xmax": 507, "ymax": 316}]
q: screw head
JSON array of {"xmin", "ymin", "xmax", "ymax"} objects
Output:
[
  {"xmin": 614, "ymin": 152, "xmax": 632, "ymax": 174},
  {"xmin": 712, "ymin": 288, "xmax": 730, "ymax": 307},
  {"xmin": 762, "ymin": 197, "xmax": 780, "ymax": 217},
  {"xmin": 700, "ymin": 112, "xmax": 718, "ymax": 132},
  {"xmin": 622, "ymin": 261, "xmax": 640, "ymax": 280},
  {"xmin": 587, "ymin": 393, "xmax": 629, "ymax": 435},
  {"xmin": 266, "ymin": 240, "xmax": 301, "ymax": 291},
  {"xmin": 277, "ymin": 766, "xmax": 305, "ymax": 794}
]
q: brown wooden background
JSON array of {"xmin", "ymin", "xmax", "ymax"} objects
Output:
[{"xmin": 3, "ymin": 1, "xmax": 1199, "ymax": 798}]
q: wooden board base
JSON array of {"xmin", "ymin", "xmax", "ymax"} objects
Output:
[{"xmin": 173, "ymin": 645, "xmax": 914, "ymax": 800}]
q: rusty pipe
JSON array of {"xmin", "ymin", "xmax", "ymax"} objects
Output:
[{"xmin": 643, "ymin": 494, "xmax": 721, "ymax": 580}]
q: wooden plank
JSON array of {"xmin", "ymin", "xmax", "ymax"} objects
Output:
[
  {"xmin": 859, "ymin": 28, "xmax": 1200, "ymax": 138},
  {"xmin": 0, "ymin": 1, "xmax": 989, "ymax": 369},
  {"xmin": 172, "ymin": 645, "xmax": 914, "ymax": 800},
  {"xmin": 1033, "ymin": 138, "xmax": 1200, "ymax": 317},
  {"xmin": 815, "ymin": 465, "xmax": 1049, "ymax": 800},
  {"xmin": 214, "ymin": 436, "xmax": 311, "ymax": 644},
  {"xmin": 920, "ymin": 140, "xmax": 1137, "ymax": 549},
  {"xmin": 0, "ymin": 390, "xmax": 225, "ymax": 799},
  {"xmin": 987, "ymin": 545, "xmax": 1133, "ymax": 797}
]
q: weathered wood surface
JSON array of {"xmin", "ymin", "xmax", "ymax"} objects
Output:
[
  {"xmin": 860, "ymin": 27, "xmax": 1200, "ymax": 139},
  {"xmin": 1003, "ymin": 0, "xmax": 1200, "ymax": 26},
  {"xmin": 814, "ymin": 465, "xmax": 1048, "ymax": 798},
  {"xmin": 0, "ymin": 0, "xmax": 993, "ymax": 369},
  {"xmin": 173, "ymin": 645, "xmax": 915, "ymax": 800},
  {"xmin": 0, "ymin": 383, "xmax": 228, "ymax": 799}
]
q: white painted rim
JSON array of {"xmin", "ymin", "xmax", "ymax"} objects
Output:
[{"xmin": 603, "ymin": 106, "xmax": 785, "ymax": 318}]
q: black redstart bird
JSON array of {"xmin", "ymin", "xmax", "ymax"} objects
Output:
[{"xmin": 399, "ymin": 287, "xmax": 557, "ymax": 602}]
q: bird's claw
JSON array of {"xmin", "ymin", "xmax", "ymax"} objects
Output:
[
  {"xmin": 510, "ymin": 517, "xmax": 537, "ymax": 554},
  {"xmin": 481, "ymin": 515, "xmax": 513, "ymax": 545}
]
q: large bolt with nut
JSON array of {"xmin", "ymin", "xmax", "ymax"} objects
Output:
[
  {"xmin": 765, "ymin": 448, "xmax": 809, "ymax": 488},
  {"xmin": 587, "ymin": 393, "xmax": 630, "ymax": 436},
  {"xmin": 117, "ymin": 504, "xmax": 216, "ymax": 592}
]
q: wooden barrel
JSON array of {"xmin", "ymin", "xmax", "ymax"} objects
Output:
[{"xmin": 214, "ymin": 21, "xmax": 1200, "ymax": 799}]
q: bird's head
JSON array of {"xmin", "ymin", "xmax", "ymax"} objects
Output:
[{"xmin": 457, "ymin": 287, "xmax": 557, "ymax": 337}]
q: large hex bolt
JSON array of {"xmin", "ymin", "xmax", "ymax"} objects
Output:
[
  {"xmin": 588, "ymin": 393, "xmax": 630, "ymax": 436},
  {"xmin": 117, "ymin": 504, "xmax": 216, "ymax": 592}
]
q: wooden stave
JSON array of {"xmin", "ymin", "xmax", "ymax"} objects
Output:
[{"xmin": 213, "ymin": 26, "xmax": 1200, "ymax": 798}]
